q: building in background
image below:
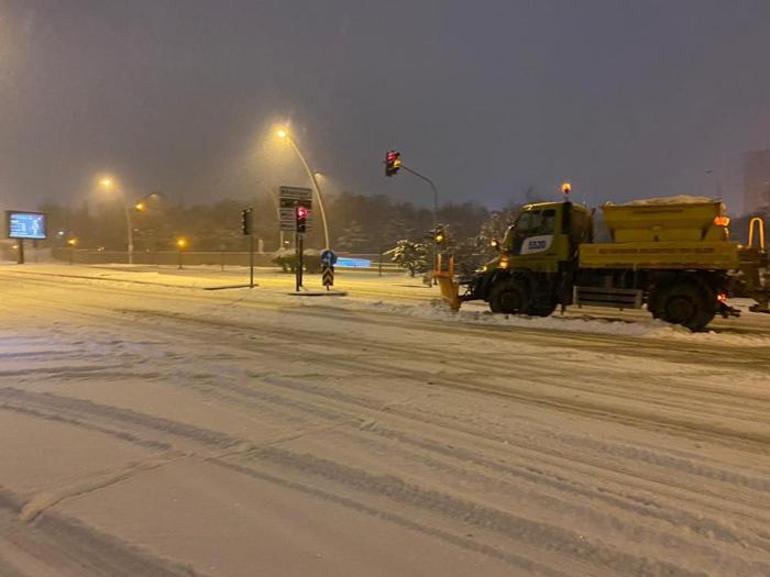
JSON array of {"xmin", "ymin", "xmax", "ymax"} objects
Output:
[{"xmin": 743, "ymin": 150, "xmax": 770, "ymax": 213}]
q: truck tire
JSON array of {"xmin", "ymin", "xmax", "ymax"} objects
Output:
[
  {"xmin": 528, "ymin": 300, "xmax": 557, "ymax": 317},
  {"xmin": 489, "ymin": 277, "xmax": 530, "ymax": 315},
  {"xmin": 653, "ymin": 281, "xmax": 715, "ymax": 331}
]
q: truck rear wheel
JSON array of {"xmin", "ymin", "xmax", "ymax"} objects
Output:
[
  {"xmin": 489, "ymin": 278, "xmax": 529, "ymax": 315},
  {"xmin": 652, "ymin": 282, "xmax": 715, "ymax": 331}
]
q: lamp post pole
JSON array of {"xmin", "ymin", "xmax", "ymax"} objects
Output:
[
  {"xmin": 278, "ymin": 131, "xmax": 331, "ymax": 249},
  {"xmin": 123, "ymin": 201, "xmax": 134, "ymax": 265}
]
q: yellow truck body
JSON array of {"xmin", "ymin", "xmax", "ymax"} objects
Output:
[{"xmin": 580, "ymin": 199, "xmax": 737, "ymax": 270}]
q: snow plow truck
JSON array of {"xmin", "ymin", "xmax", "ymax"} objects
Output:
[{"xmin": 435, "ymin": 192, "xmax": 769, "ymax": 331}]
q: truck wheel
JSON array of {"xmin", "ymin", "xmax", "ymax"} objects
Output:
[
  {"xmin": 528, "ymin": 300, "xmax": 557, "ymax": 317},
  {"xmin": 654, "ymin": 282, "xmax": 715, "ymax": 331},
  {"xmin": 489, "ymin": 278, "xmax": 529, "ymax": 314}
]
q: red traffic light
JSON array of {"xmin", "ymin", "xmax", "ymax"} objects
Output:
[
  {"xmin": 296, "ymin": 206, "xmax": 309, "ymax": 220},
  {"xmin": 385, "ymin": 150, "xmax": 402, "ymax": 177}
]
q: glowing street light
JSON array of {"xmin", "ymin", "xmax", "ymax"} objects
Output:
[
  {"xmin": 98, "ymin": 174, "xmax": 135, "ymax": 265},
  {"xmin": 176, "ymin": 237, "xmax": 188, "ymax": 269},
  {"xmin": 274, "ymin": 127, "xmax": 331, "ymax": 249},
  {"xmin": 67, "ymin": 237, "xmax": 78, "ymax": 265}
]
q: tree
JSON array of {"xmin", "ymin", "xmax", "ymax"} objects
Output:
[{"xmin": 385, "ymin": 240, "xmax": 429, "ymax": 277}]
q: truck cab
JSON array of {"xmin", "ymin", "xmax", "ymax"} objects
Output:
[{"xmin": 471, "ymin": 201, "xmax": 592, "ymax": 315}]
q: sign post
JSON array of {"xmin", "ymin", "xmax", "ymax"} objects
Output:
[
  {"xmin": 320, "ymin": 249, "xmax": 336, "ymax": 290},
  {"xmin": 280, "ymin": 187, "xmax": 312, "ymax": 293},
  {"xmin": 241, "ymin": 208, "xmax": 255, "ymax": 288}
]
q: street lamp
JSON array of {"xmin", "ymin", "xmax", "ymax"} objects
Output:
[
  {"xmin": 275, "ymin": 127, "xmax": 331, "ymax": 249},
  {"xmin": 67, "ymin": 237, "xmax": 78, "ymax": 265},
  {"xmin": 98, "ymin": 175, "xmax": 135, "ymax": 265},
  {"xmin": 176, "ymin": 237, "xmax": 188, "ymax": 269}
]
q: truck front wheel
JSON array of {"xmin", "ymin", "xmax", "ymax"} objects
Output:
[
  {"xmin": 652, "ymin": 282, "xmax": 715, "ymax": 331},
  {"xmin": 489, "ymin": 278, "xmax": 529, "ymax": 314}
]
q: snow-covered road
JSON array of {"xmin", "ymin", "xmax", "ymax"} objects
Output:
[{"xmin": 1, "ymin": 265, "xmax": 769, "ymax": 577}]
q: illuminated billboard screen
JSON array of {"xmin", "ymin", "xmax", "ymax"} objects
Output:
[{"xmin": 6, "ymin": 211, "xmax": 47, "ymax": 240}]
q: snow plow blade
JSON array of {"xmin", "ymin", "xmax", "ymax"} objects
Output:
[{"xmin": 434, "ymin": 255, "xmax": 462, "ymax": 311}]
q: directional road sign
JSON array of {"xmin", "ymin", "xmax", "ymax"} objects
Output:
[
  {"xmin": 321, "ymin": 262, "xmax": 334, "ymax": 288},
  {"xmin": 279, "ymin": 186, "xmax": 313, "ymax": 232},
  {"xmin": 320, "ymin": 249, "xmax": 337, "ymax": 266}
]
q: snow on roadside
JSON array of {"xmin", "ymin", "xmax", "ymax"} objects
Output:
[{"xmin": 346, "ymin": 300, "xmax": 770, "ymax": 346}]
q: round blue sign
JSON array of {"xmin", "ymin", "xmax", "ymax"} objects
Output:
[{"xmin": 320, "ymin": 249, "xmax": 337, "ymax": 265}]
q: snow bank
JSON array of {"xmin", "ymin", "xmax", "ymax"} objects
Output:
[{"xmin": 356, "ymin": 300, "xmax": 770, "ymax": 346}]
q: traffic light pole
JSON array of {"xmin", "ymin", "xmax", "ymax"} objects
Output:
[
  {"xmin": 241, "ymin": 207, "xmax": 256, "ymax": 289},
  {"xmin": 249, "ymin": 233, "xmax": 255, "ymax": 289},
  {"xmin": 295, "ymin": 232, "xmax": 304, "ymax": 291},
  {"xmin": 400, "ymin": 165, "xmax": 439, "ymax": 283},
  {"xmin": 400, "ymin": 165, "xmax": 438, "ymax": 220}
]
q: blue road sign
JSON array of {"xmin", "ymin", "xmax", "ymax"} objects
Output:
[{"xmin": 320, "ymin": 249, "xmax": 337, "ymax": 265}]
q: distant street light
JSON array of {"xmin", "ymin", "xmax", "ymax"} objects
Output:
[
  {"xmin": 275, "ymin": 127, "xmax": 331, "ymax": 249},
  {"xmin": 176, "ymin": 237, "xmax": 188, "ymax": 269},
  {"xmin": 98, "ymin": 174, "xmax": 135, "ymax": 265},
  {"xmin": 67, "ymin": 237, "xmax": 78, "ymax": 265}
]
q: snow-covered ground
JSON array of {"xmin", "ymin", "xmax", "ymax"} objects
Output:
[{"xmin": 1, "ymin": 264, "xmax": 769, "ymax": 577}]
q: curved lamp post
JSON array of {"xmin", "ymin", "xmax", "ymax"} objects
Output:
[{"xmin": 276, "ymin": 128, "xmax": 331, "ymax": 249}]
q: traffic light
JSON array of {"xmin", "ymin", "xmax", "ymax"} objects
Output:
[
  {"xmin": 241, "ymin": 208, "xmax": 253, "ymax": 235},
  {"xmin": 385, "ymin": 150, "xmax": 402, "ymax": 177},
  {"xmin": 434, "ymin": 225, "xmax": 446, "ymax": 245},
  {"xmin": 296, "ymin": 205, "xmax": 308, "ymax": 233}
]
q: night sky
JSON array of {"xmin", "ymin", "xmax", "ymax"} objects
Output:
[{"xmin": 1, "ymin": 0, "xmax": 769, "ymax": 213}]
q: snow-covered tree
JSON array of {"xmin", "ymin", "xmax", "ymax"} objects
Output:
[{"xmin": 385, "ymin": 240, "xmax": 429, "ymax": 277}]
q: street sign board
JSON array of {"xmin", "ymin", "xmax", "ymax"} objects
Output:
[
  {"xmin": 6, "ymin": 211, "xmax": 47, "ymax": 240},
  {"xmin": 279, "ymin": 186, "xmax": 313, "ymax": 232}
]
